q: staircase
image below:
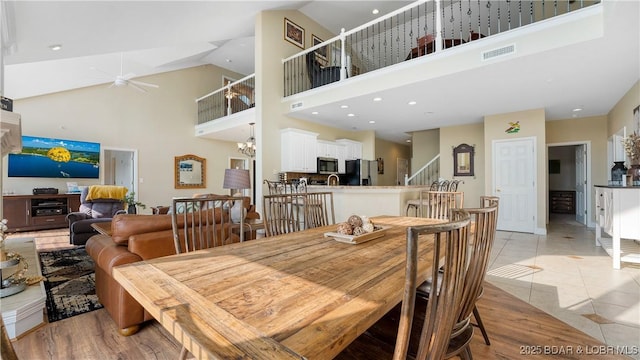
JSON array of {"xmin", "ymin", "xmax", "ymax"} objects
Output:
[{"xmin": 405, "ymin": 154, "xmax": 440, "ymax": 186}]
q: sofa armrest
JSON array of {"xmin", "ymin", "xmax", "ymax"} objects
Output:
[
  {"xmin": 66, "ymin": 212, "xmax": 90, "ymax": 224},
  {"xmin": 70, "ymin": 217, "xmax": 112, "ymax": 234},
  {"xmin": 86, "ymin": 235, "xmax": 143, "ymax": 273},
  {"xmin": 128, "ymin": 230, "xmax": 176, "ymax": 260}
]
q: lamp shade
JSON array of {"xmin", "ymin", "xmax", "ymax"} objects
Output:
[{"xmin": 223, "ymin": 169, "xmax": 251, "ymax": 190}]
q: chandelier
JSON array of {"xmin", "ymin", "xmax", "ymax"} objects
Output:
[{"xmin": 237, "ymin": 122, "xmax": 256, "ymax": 158}]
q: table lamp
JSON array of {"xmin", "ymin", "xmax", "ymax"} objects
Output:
[{"xmin": 223, "ymin": 169, "xmax": 251, "ymax": 223}]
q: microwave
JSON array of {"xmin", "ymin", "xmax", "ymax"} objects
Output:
[{"xmin": 317, "ymin": 157, "xmax": 339, "ymax": 174}]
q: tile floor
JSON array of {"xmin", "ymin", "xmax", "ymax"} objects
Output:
[{"xmin": 487, "ymin": 214, "xmax": 640, "ymax": 359}]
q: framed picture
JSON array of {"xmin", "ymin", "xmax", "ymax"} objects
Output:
[
  {"xmin": 377, "ymin": 157, "xmax": 384, "ymax": 174},
  {"xmin": 312, "ymin": 35, "xmax": 327, "ymax": 61},
  {"xmin": 549, "ymin": 160, "xmax": 561, "ymax": 174},
  {"xmin": 634, "ymin": 105, "xmax": 639, "ymax": 132},
  {"xmin": 284, "ymin": 18, "xmax": 304, "ymax": 49},
  {"xmin": 453, "ymin": 143, "xmax": 475, "ymax": 177}
]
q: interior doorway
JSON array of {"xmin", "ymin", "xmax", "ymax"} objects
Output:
[
  {"xmin": 547, "ymin": 142, "xmax": 591, "ymax": 227},
  {"xmin": 103, "ymin": 147, "xmax": 138, "ymax": 197}
]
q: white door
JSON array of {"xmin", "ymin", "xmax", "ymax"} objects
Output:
[
  {"xmin": 575, "ymin": 145, "xmax": 587, "ymax": 225},
  {"xmin": 493, "ymin": 138, "xmax": 536, "ymax": 233}
]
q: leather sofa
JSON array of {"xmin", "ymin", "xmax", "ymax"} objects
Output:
[{"xmin": 86, "ymin": 196, "xmax": 259, "ymax": 336}]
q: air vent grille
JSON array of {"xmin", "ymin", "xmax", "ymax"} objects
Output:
[
  {"xmin": 482, "ymin": 44, "xmax": 516, "ymax": 61},
  {"xmin": 291, "ymin": 101, "xmax": 303, "ymax": 110}
]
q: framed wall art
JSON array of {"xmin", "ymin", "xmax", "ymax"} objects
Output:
[
  {"xmin": 312, "ymin": 35, "xmax": 327, "ymax": 61},
  {"xmin": 284, "ymin": 18, "xmax": 304, "ymax": 49},
  {"xmin": 453, "ymin": 143, "xmax": 475, "ymax": 177}
]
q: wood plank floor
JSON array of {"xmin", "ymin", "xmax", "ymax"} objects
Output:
[{"xmin": 7, "ymin": 229, "xmax": 630, "ymax": 359}]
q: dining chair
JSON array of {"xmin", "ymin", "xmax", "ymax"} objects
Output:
[
  {"xmin": 468, "ymin": 195, "xmax": 500, "ymax": 345},
  {"xmin": 171, "ymin": 195, "xmax": 245, "ymax": 359},
  {"xmin": 335, "ymin": 210, "xmax": 472, "ymax": 360},
  {"xmin": 419, "ymin": 190, "xmax": 464, "ymax": 219},
  {"xmin": 364, "ymin": 202, "xmax": 498, "ymax": 359},
  {"xmin": 302, "ymin": 191, "xmax": 335, "ymax": 229},
  {"xmin": 263, "ymin": 193, "xmax": 304, "ymax": 236},
  {"xmin": 264, "ymin": 179, "xmax": 307, "ymax": 195},
  {"xmin": 415, "ymin": 203, "xmax": 499, "ymax": 357},
  {"xmin": 171, "ymin": 195, "xmax": 246, "ymax": 252}
]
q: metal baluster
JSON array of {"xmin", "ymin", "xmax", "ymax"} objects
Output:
[
  {"xmin": 467, "ymin": 0, "xmax": 472, "ymax": 39},
  {"xmin": 478, "ymin": 0, "xmax": 482, "ymax": 35},
  {"xmin": 507, "ymin": 0, "xmax": 512, "ymax": 30},
  {"xmin": 459, "ymin": 0, "xmax": 463, "ymax": 43},
  {"xmin": 487, "ymin": 1, "xmax": 492, "ymax": 36}
]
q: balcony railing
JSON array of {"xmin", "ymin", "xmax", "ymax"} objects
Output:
[
  {"xmin": 196, "ymin": 74, "xmax": 255, "ymax": 125},
  {"xmin": 283, "ymin": 0, "xmax": 599, "ymax": 97}
]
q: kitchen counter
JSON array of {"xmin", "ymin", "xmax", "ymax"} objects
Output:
[{"xmin": 307, "ymin": 185, "xmax": 424, "ymax": 220}]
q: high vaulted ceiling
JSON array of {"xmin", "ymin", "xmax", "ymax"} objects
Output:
[
  {"xmin": 2, "ymin": 1, "xmax": 411, "ymax": 99},
  {"xmin": 2, "ymin": 1, "xmax": 639, "ymax": 144}
]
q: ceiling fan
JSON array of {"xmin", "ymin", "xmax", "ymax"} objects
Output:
[{"xmin": 91, "ymin": 53, "xmax": 159, "ymax": 93}]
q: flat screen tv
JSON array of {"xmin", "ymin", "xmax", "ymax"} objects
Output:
[{"xmin": 8, "ymin": 136, "xmax": 100, "ymax": 178}]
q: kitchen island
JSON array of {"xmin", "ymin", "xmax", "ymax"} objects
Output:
[{"xmin": 307, "ymin": 185, "xmax": 424, "ymax": 221}]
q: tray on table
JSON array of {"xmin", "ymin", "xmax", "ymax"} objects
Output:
[{"xmin": 324, "ymin": 226, "xmax": 389, "ymax": 244}]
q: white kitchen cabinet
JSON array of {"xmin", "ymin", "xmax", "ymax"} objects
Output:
[
  {"xmin": 336, "ymin": 144, "xmax": 346, "ymax": 173},
  {"xmin": 336, "ymin": 139, "xmax": 362, "ymax": 160},
  {"xmin": 281, "ymin": 128, "xmax": 318, "ymax": 173},
  {"xmin": 595, "ymin": 186, "xmax": 640, "ymax": 269},
  {"xmin": 316, "ymin": 140, "xmax": 338, "ymax": 159}
]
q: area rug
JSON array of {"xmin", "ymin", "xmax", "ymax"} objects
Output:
[{"xmin": 38, "ymin": 247, "xmax": 103, "ymax": 323}]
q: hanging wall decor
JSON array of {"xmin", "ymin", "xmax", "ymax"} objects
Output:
[
  {"xmin": 505, "ymin": 121, "xmax": 520, "ymax": 134},
  {"xmin": 453, "ymin": 143, "xmax": 475, "ymax": 177},
  {"xmin": 284, "ymin": 18, "xmax": 304, "ymax": 49}
]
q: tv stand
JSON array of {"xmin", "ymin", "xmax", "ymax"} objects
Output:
[{"xmin": 2, "ymin": 194, "xmax": 81, "ymax": 232}]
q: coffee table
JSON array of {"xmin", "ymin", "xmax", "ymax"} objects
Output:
[{"xmin": 91, "ymin": 221, "xmax": 112, "ymax": 236}]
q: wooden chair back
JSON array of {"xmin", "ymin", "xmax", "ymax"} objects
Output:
[
  {"xmin": 263, "ymin": 193, "xmax": 304, "ymax": 236},
  {"xmin": 302, "ymin": 192, "xmax": 335, "ymax": 229},
  {"xmin": 419, "ymin": 190, "xmax": 464, "ymax": 220},
  {"xmin": 171, "ymin": 195, "xmax": 245, "ymax": 254},
  {"xmin": 264, "ymin": 179, "xmax": 307, "ymax": 195},
  {"xmin": 453, "ymin": 204, "xmax": 498, "ymax": 332},
  {"xmin": 394, "ymin": 210, "xmax": 471, "ymax": 360}
]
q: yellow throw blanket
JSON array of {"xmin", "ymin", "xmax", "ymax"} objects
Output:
[{"xmin": 85, "ymin": 185, "xmax": 128, "ymax": 201}]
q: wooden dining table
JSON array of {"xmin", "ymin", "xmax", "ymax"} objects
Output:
[{"xmin": 112, "ymin": 215, "xmax": 443, "ymax": 360}]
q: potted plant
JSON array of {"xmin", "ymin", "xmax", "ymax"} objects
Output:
[
  {"xmin": 623, "ymin": 131, "xmax": 640, "ymax": 185},
  {"xmin": 124, "ymin": 192, "xmax": 146, "ymax": 214}
]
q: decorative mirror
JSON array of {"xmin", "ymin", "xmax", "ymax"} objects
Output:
[
  {"xmin": 174, "ymin": 154, "xmax": 206, "ymax": 189},
  {"xmin": 453, "ymin": 143, "xmax": 474, "ymax": 177}
]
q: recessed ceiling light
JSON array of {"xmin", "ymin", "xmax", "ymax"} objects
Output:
[
  {"xmin": 340, "ymin": 105, "xmax": 349, "ymax": 109},
  {"xmin": 347, "ymin": 113, "xmax": 355, "ymax": 117},
  {"xmin": 311, "ymin": 111, "xmax": 319, "ymax": 115},
  {"xmin": 373, "ymin": 97, "xmax": 382, "ymax": 102},
  {"xmin": 572, "ymin": 108, "xmax": 583, "ymax": 112},
  {"xmin": 372, "ymin": 9, "xmax": 379, "ymax": 14},
  {"xmin": 406, "ymin": 139, "xmax": 412, "ymax": 143},
  {"xmin": 225, "ymin": 59, "xmax": 232, "ymax": 63},
  {"xmin": 369, "ymin": 120, "xmax": 375, "ymax": 124},
  {"xmin": 408, "ymin": 101, "xmax": 417, "ymax": 105},
  {"xmin": 49, "ymin": 44, "xmax": 62, "ymax": 51}
]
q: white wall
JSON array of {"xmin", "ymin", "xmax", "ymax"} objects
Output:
[{"xmin": 2, "ymin": 65, "xmax": 245, "ymax": 212}]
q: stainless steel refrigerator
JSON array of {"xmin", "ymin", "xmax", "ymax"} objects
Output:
[{"xmin": 343, "ymin": 159, "xmax": 378, "ymax": 186}]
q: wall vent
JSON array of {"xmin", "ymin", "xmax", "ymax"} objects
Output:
[
  {"xmin": 481, "ymin": 44, "xmax": 516, "ymax": 61},
  {"xmin": 291, "ymin": 101, "xmax": 303, "ymax": 110}
]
